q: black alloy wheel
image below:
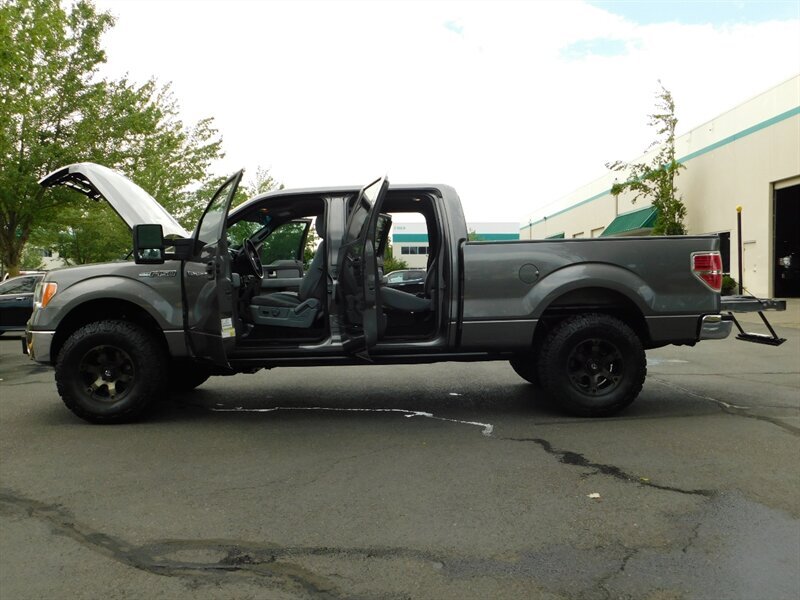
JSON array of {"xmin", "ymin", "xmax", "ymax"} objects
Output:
[
  {"xmin": 538, "ymin": 313, "xmax": 646, "ymax": 417},
  {"xmin": 55, "ymin": 320, "xmax": 167, "ymax": 423}
]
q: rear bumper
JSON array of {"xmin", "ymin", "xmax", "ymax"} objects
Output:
[{"xmin": 699, "ymin": 314, "xmax": 732, "ymax": 340}]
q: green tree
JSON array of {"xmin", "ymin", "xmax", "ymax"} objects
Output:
[
  {"xmin": 0, "ymin": 0, "xmax": 223, "ymax": 271},
  {"xmin": 607, "ymin": 82, "xmax": 687, "ymax": 235},
  {"xmin": 43, "ymin": 201, "xmax": 130, "ymax": 266},
  {"xmin": 175, "ymin": 165, "xmax": 283, "ymax": 238},
  {"xmin": 248, "ymin": 166, "xmax": 284, "ymax": 197},
  {"xmin": 304, "ymin": 226, "xmax": 319, "ymax": 270},
  {"xmin": 19, "ymin": 244, "xmax": 46, "ymax": 270},
  {"xmin": 468, "ymin": 229, "xmax": 483, "ymax": 241},
  {"xmin": 383, "ymin": 242, "xmax": 408, "ymax": 272}
]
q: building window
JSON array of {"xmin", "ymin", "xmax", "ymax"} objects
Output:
[{"xmin": 400, "ymin": 246, "xmax": 428, "ymax": 255}]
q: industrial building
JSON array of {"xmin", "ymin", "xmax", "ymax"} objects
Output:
[
  {"xmin": 392, "ymin": 222, "xmax": 519, "ymax": 269},
  {"xmin": 521, "ymin": 75, "xmax": 800, "ymax": 298}
]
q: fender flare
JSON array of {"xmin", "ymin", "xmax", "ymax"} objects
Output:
[
  {"xmin": 524, "ymin": 263, "xmax": 656, "ymax": 320},
  {"xmin": 49, "ymin": 276, "xmax": 182, "ymax": 331}
]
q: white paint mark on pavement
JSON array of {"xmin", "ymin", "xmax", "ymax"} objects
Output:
[
  {"xmin": 651, "ymin": 377, "xmax": 750, "ymax": 410},
  {"xmin": 212, "ymin": 406, "xmax": 494, "ymax": 437},
  {"xmin": 647, "ymin": 358, "xmax": 690, "ymax": 366}
]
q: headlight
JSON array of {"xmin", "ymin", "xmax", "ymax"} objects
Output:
[
  {"xmin": 779, "ymin": 256, "xmax": 792, "ymax": 268},
  {"xmin": 34, "ymin": 281, "xmax": 58, "ymax": 309}
]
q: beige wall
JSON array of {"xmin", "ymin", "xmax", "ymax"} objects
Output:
[{"xmin": 522, "ymin": 75, "xmax": 800, "ymax": 297}]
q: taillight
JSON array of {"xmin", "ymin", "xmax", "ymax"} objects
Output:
[{"xmin": 692, "ymin": 252, "xmax": 722, "ymax": 292}]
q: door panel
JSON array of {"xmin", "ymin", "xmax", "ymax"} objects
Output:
[
  {"xmin": 0, "ymin": 276, "xmax": 39, "ymax": 330},
  {"xmin": 337, "ymin": 176, "xmax": 389, "ymax": 353},
  {"xmin": 183, "ymin": 171, "xmax": 243, "ymax": 365}
]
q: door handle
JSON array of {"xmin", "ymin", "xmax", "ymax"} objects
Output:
[{"xmin": 205, "ymin": 260, "xmax": 217, "ymax": 279}]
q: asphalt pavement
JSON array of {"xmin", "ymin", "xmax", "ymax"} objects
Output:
[{"xmin": 1, "ymin": 309, "xmax": 798, "ymax": 599}]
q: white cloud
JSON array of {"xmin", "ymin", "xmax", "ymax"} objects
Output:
[{"xmin": 94, "ymin": 0, "xmax": 800, "ymax": 222}]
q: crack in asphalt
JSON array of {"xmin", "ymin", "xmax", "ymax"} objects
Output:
[
  {"xmin": 503, "ymin": 437, "xmax": 714, "ymax": 497},
  {"xmin": 682, "ymin": 521, "xmax": 702, "ymax": 554},
  {"xmin": 650, "ymin": 376, "xmax": 800, "ymax": 437},
  {"xmin": 0, "ymin": 488, "xmax": 343, "ymax": 598},
  {"xmin": 0, "ymin": 486, "xmax": 742, "ymax": 599},
  {"xmin": 589, "ymin": 546, "xmax": 639, "ymax": 600}
]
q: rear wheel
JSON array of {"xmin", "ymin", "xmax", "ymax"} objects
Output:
[
  {"xmin": 538, "ymin": 313, "xmax": 646, "ymax": 417},
  {"xmin": 55, "ymin": 320, "xmax": 167, "ymax": 424}
]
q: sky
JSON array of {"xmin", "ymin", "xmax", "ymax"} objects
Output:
[{"xmin": 92, "ymin": 0, "xmax": 800, "ymax": 224}]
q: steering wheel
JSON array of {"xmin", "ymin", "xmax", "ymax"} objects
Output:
[{"xmin": 243, "ymin": 239, "xmax": 264, "ymax": 279}]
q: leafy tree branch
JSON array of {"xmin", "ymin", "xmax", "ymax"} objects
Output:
[{"xmin": 606, "ymin": 82, "xmax": 687, "ymax": 236}]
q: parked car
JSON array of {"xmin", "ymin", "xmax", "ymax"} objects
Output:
[
  {"xmin": 384, "ymin": 269, "xmax": 426, "ymax": 294},
  {"xmin": 1, "ymin": 270, "xmax": 45, "ymax": 282},
  {"xmin": 0, "ymin": 272, "xmax": 46, "ymax": 335}
]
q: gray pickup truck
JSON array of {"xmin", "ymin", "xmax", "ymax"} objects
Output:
[{"xmin": 26, "ymin": 163, "xmax": 733, "ymax": 423}]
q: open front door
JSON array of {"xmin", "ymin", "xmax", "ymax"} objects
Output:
[
  {"xmin": 338, "ymin": 176, "xmax": 389, "ymax": 354},
  {"xmin": 183, "ymin": 171, "xmax": 243, "ymax": 366}
]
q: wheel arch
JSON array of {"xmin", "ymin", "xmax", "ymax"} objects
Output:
[
  {"xmin": 51, "ymin": 298, "xmax": 170, "ymax": 363},
  {"xmin": 529, "ymin": 266, "xmax": 654, "ymax": 349}
]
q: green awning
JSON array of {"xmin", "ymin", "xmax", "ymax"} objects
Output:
[
  {"xmin": 599, "ymin": 206, "xmax": 658, "ymax": 237},
  {"xmin": 545, "ymin": 232, "xmax": 565, "ymax": 239}
]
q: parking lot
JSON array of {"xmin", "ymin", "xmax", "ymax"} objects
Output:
[{"xmin": 1, "ymin": 306, "xmax": 798, "ymax": 599}]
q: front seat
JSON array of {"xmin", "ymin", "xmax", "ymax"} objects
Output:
[{"xmin": 249, "ymin": 218, "xmax": 326, "ymax": 328}]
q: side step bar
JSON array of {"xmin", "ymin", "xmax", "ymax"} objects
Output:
[{"xmin": 720, "ymin": 295, "xmax": 787, "ymax": 346}]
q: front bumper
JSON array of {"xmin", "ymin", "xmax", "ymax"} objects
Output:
[
  {"xmin": 699, "ymin": 314, "xmax": 732, "ymax": 340},
  {"xmin": 25, "ymin": 329, "xmax": 55, "ymax": 363}
]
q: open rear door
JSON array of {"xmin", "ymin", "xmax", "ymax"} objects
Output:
[
  {"xmin": 183, "ymin": 171, "xmax": 244, "ymax": 365},
  {"xmin": 337, "ymin": 176, "xmax": 389, "ymax": 353}
]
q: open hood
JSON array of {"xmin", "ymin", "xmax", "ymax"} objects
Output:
[{"xmin": 39, "ymin": 163, "xmax": 190, "ymax": 238}]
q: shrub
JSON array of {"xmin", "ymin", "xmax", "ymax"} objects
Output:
[{"xmin": 721, "ymin": 275, "xmax": 738, "ymax": 295}]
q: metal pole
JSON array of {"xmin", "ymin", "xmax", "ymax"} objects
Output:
[{"xmin": 736, "ymin": 205, "xmax": 743, "ymax": 295}]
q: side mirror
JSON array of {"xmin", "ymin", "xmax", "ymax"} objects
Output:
[{"xmin": 133, "ymin": 224, "xmax": 165, "ymax": 264}]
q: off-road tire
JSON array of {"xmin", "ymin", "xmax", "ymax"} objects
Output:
[
  {"xmin": 168, "ymin": 361, "xmax": 211, "ymax": 393},
  {"xmin": 55, "ymin": 320, "xmax": 167, "ymax": 424},
  {"xmin": 538, "ymin": 313, "xmax": 646, "ymax": 417}
]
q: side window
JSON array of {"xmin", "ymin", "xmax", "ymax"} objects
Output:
[
  {"xmin": 387, "ymin": 273, "xmax": 404, "ymax": 284},
  {"xmin": 259, "ymin": 221, "xmax": 308, "ymax": 265},
  {"xmin": 227, "ymin": 220, "xmax": 262, "ymax": 250},
  {"xmin": 0, "ymin": 277, "xmax": 38, "ymax": 295},
  {"xmin": 195, "ymin": 172, "xmax": 241, "ymax": 246}
]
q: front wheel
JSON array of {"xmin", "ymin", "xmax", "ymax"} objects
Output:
[
  {"xmin": 538, "ymin": 314, "xmax": 646, "ymax": 417},
  {"xmin": 55, "ymin": 320, "xmax": 167, "ymax": 424}
]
